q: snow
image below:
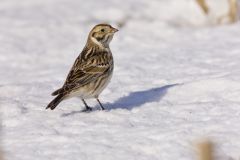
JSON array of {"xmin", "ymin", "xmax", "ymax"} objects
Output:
[{"xmin": 1, "ymin": 0, "xmax": 240, "ymax": 160}]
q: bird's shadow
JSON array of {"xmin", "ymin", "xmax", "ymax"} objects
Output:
[
  {"xmin": 61, "ymin": 84, "xmax": 179, "ymax": 117},
  {"xmin": 104, "ymin": 83, "xmax": 179, "ymax": 110}
]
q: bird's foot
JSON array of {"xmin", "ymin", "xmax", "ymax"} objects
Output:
[{"xmin": 81, "ymin": 106, "xmax": 93, "ymax": 113}]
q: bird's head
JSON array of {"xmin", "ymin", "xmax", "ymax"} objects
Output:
[{"xmin": 88, "ymin": 24, "xmax": 118, "ymax": 48}]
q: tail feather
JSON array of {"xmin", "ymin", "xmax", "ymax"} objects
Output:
[
  {"xmin": 46, "ymin": 94, "xmax": 64, "ymax": 110},
  {"xmin": 51, "ymin": 88, "xmax": 62, "ymax": 96}
]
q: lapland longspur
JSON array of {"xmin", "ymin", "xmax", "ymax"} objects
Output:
[{"xmin": 46, "ymin": 24, "xmax": 118, "ymax": 111}]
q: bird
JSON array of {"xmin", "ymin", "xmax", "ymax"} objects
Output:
[{"xmin": 46, "ymin": 24, "xmax": 118, "ymax": 111}]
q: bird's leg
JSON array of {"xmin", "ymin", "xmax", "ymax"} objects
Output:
[
  {"xmin": 96, "ymin": 98, "xmax": 105, "ymax": 110},
  {"xmin": 82, "ymin": 99, "xmax": 92, "ymax": 111}
]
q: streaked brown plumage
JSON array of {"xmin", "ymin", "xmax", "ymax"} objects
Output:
[{"xmin": 46, "ymin": 24, "xmax": 118, "ymax": 111}]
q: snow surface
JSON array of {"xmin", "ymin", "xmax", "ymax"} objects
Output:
[{"xmin": 1, "ymin": 0, "xmax": 240, "ymax": 160}]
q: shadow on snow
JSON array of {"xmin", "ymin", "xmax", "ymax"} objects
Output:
[
  {"xmin": 105, "ymin": 83, "xmax": 179, "ymax": 110},
  {"xmin": 61, "ymin": 84, "xmax": 179, "ymax": 117}
]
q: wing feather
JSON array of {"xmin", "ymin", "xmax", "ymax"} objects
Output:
[{"xmin": 53, "ymin": 48, "xmax": 112, "ymax": 96}]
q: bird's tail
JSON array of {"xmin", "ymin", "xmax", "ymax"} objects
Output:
[{"xmin": 46, "ymin": 94, "xmax": 65, "ymax": 110}]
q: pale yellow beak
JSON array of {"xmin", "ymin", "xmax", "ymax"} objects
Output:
[{"xmin": 111, "ymin": 27, "xmax": 119, "ymax": 33}]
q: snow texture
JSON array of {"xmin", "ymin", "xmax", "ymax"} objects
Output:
[{"xmin": 1, "ymin": 0, "xmax": 240, "ymax": 160}]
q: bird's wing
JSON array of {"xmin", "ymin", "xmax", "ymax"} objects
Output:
[{"xmin": 53, "ymin": 50, "xmax": 112, "ymax": 96}]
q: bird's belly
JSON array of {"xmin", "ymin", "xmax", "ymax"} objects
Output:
[{"xmin": 69, "ymin": 72, "xmax": 113, "ymax": 99}]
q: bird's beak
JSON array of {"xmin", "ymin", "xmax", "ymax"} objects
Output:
[{"xmin": 111, "ymin": 27, "xmax": 119, "ymax": 33}]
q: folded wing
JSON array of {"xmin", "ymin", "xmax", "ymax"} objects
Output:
[{"xmin": 52, "ymin": 51, "xmax": 111, "ymax": 96}]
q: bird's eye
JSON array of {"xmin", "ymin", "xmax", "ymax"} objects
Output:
[{"xmin": 101, "ymin": 29, "xmax": 105, "ymax": 32}]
